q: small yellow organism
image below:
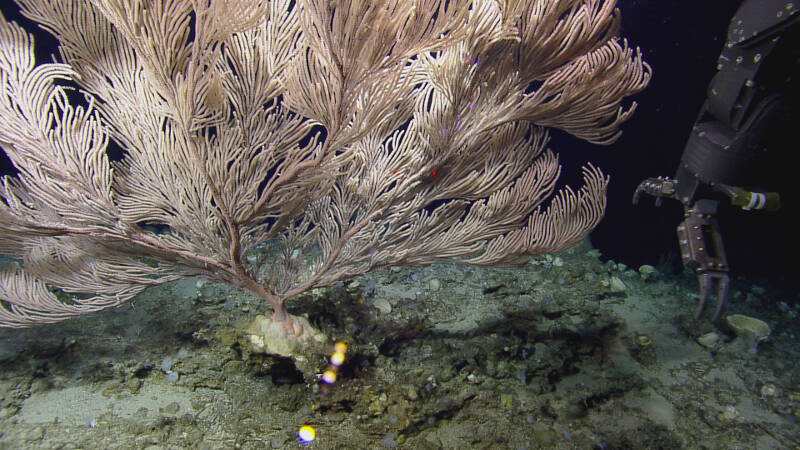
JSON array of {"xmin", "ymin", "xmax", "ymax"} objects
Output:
[
  {"xmin": 330, "ymin": 350, "xmax": 345, "ymax": 367},
  {"xmin": 298, "ymin": 424, "xmax": 316, "ymax": 445},
  {"xmin": 322, "ymin": 369, "xmax": 337, "ymax": 385}
]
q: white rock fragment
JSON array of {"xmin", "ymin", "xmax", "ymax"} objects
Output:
[
  {"xmin": 609, "ymin": 276, "xmax": 627, "ymax": 293},
  {"xmin": 697, "ymin": 332, "xmax": 719, "ymax": 349},
  {"xmin": 373, "ymin": 298, "xmax": 392, "ymax": 314}
]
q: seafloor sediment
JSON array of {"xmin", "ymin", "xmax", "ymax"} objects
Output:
[{"xmin": 1, "ymin": 242, "xmax": 798, "ymax": 449}]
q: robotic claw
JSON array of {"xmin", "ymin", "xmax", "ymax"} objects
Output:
[{"xmin": 633, "ymin": 0, "xmax": 798, "ymax": 321}]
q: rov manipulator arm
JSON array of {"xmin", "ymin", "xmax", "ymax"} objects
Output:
[{"xmin": 633, "ymin": 0, "xmax": 799, "ymax": 321}]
